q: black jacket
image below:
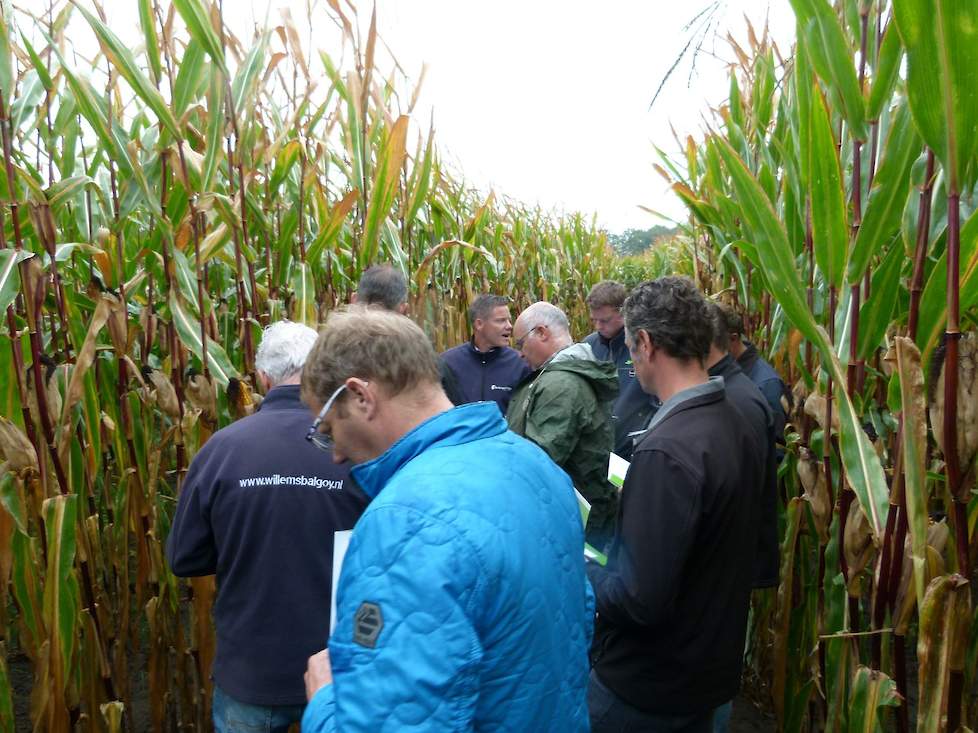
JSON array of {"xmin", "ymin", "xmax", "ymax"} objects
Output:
[
  {"xmin": 583, "ymin": 329, "xmax": 659, "ymax": 458},
  {"xmin": 587, "ymin": 382, "xmax": 762, "ymax": 714},
  {"xmin": 737, "ymin": 341, "xmax": 787, "ymax": 442},
  {"xmin": 440, "ymin": 340, "xmax": 531, "ymax": 414},
  {"xmin": 709, "ymin": 354, "xmax": 779, "ymax": 587},
  {"xmin": 166, "ymin": 385, "xmax": 369, "ymax": 705}
]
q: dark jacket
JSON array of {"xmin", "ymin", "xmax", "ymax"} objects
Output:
[
  {"xmin": 507, "ymin": 343, "xmax": 619, "ymax": 548},
  {"xmin": 584, "ymin": 329, "xmax": 659, "ymax": 458},
  {"xmin": 587, "ymin": 380, "xmax": 762, "ymax": 715},
  {"xmin": 166, "ymin": 385, "xmax": 369, "ymax": 706},
  {"xmin": 440, "ymin": 340, "xmax": 531, "ymax": 414},
  {"xmin": 737, "ymin": 341, "xmax": 787, "ymax": 442},
  {"xmin": 709, "ymin": 354, "xmax": 779, "ymax": 587}
]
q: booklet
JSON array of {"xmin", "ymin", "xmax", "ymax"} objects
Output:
[
  {"xmin": 607, "ymin": 452, "xmax": 630, "ymax": 489},
  {"xmin": 574, "ymin": 487, "xmax": 608, "ymax": 566},
  {"xmin": 330, "ymin": 529, "xmax": 353, "ymax": 634}
]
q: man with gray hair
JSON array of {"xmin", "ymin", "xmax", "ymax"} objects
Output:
[
  {"xmin": 167, "ymin": 320, "xmax": 368, "ymax": 733},
  {"xmin": 352, "ymin": 263, "xmax": 409, "ymax": 313},
  {"xmin": 508, "ymin": 302, "xmax": 619, "ymax": 549}
]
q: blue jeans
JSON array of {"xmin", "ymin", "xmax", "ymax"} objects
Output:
[
  {"xmin": 212, "ymin": 685, "xmax": 306, "ymax": 733},
  {"xmin": 589, "ymin": 671, "xmax": 714, "ymax": 733}
]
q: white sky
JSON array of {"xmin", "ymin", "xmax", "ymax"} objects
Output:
[
  {"xmin": 372, "ymin": 1, "xmax": 797, "ymax": 231},
  {"xmin": 58, "ymin": 0, "xmax": 797, "ymax": 233}
]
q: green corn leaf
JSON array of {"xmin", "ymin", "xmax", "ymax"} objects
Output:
[
  {"xmin": 866, "ymin": 21, "xmax": 903, "ymax": 122},
  {"xmin": 169, "ymin": 291, "xmax": 237, "ymax": 388},
  {"xmin": 202, "ymin": 62, "xmax": 225, "ymax": 192},
  {"xmin": 716, "ymin": 136, "xmax": 889, "ymax": 538},
  {"xmin": 307, "ymin": 189, "xmax": 358, "ymax": 268},
  {"xmin": 41, "ymin": 494, "xmax": 80, "ymax": 681},
  {"xmin": 0, "ymin": 7, "xmax": 11, "ymax": 103},
  {"xmin": 138, "ymin": 0, "xmax": 163, "ymax": 85},
  {"xmin": 231, "ymin": 33, "xmax": 269, "ymax": 118},
  {"xmin": 0, "ymin": 249, "xmax": 32, "ymax": 313},
  {"xmin": 893, "ymin": 0, "xmax": 978, "ymax": 192},
  {"xmin": 894, "ymin": 337, "xmax": 929, "ymax": 611},
  {"xmin": 808, "ymin": 84, "xmax": 848, "ymax": 291},
  {"xmin": 405, "ymin": 123, "xmax": 435, "ymax": 229},
  {"xmin": 916, "ymin": 211, "xmax": 978, "ymax": 363},
  {"xmin": 172, "ymin": 39, "xmax": 207, "ymax": 118},
  {"xmin": 362, "ymin": 115, "xmax": 408, "ymax": 267},
  {"xmin": 173, "ymin": 0, "xmax": 228, "ymax": 77},
  {"xmin": 849, "ymin": 101, "xmax": 921, "ymax": 284},
  {"xmin": 290, "ymin": 260, "xmax": 316, "ymax": 326},
  {"xmin": 19, "ymin": 31, "xmax": 53, "ymax": 92},
  {"xmin": 11, "ymin": 530, "xmax": 42, "ymax": 656},
  {"xmin": 848, "ymin": 666, "xmax": 901, "ymax": 733},
  {"xmin": 856, "ymin": 240, "xmax": 904, "ymax": 360},
  {"xmin": 75, "ymin": 5, "xmax": 181, "ymax": 141},
  {"xmin": 790, "ymin": 0, "xmax": 868, "ymax": 141}
]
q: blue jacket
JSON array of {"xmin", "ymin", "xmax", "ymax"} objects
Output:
[
  {"xmin": 302, "ymin": 402, "xmax": 593, "ymax": 732},
  {"xmin": 583, "ymin": 329, "xmax": 659, "ymax": 457},
  {"xmin": 737, "ymin": 341, "xmax": 787, "ymax": 442},
  {"xmin": 165, "ymin": 385, "xmax": 368, "ymax": 705},
  {"xmin": 440, "ymin": 341, "xmax": 531, "ymax": 414}
]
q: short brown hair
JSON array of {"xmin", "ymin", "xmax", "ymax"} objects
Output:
[
  {"xmin": 301, "ymin": 306, "xmax": 440, "ymax": 406},
  {"xmin": 586, "ymin": 280, "xmax": 627, "ymax": 310},
  {"xmin": 715, "ymin": 302, "xmax": 745, "ymax": 338}
]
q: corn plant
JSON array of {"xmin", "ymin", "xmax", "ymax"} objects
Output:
[
  {"xmin": 659, "ymin": 1, "xmax": 978, "ymax": 729},
  {"xmin": 0, "ymin": 1, "xmax": 620, "ymax": 729}
]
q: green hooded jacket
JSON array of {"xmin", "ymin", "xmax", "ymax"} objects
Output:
[{"xmin": 507, "ymin": 342, "xmax": 620, "ymax": 547}]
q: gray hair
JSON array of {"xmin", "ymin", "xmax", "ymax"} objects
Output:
[
  {"xmin": 255, "ymin": 320, "xmax": 320, "ymax": 385},
  {"xmin": 356, "ymin": 264, "xmax": 408, "ymax": 310},
  {"xmin": 521, "ymin": 301, "xmax": 570, "ymax": 337}
]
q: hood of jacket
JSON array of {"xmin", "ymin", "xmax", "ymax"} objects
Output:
[{"xmin": 542, "ymin": 342, "xmax": 619, "ymax": 402}]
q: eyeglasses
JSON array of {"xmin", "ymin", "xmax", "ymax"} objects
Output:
[
  {"xmin": 514, "ymin": 326, "xmax": 539, "ymax": 351},
  {"xmin": 306, "ymin": 383, "xmax": 351, "ymax": 452}
]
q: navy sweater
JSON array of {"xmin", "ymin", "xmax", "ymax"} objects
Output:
[
  {"xmin": 440, "ymin": 341, "xmax": 531, "ymax": 414},
  {"xmin": 165, "ymin": 385, "xmax": 369, "ymax": 705}
]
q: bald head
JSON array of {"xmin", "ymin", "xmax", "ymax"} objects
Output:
[{"xmin": 513, "ymin": 302, "xmax": 573, "ymax": 369}]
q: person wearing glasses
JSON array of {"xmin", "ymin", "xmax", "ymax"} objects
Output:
[
  {"xmin": 583, "ymin": 280, "xmax": 661, "ymax": 460},
  {"xmin": 508, "ymin": 302, "xmax": 619, "ymax": 550},
  {"xmin": 166, "ymin": 321, "xmax": 368, "ymax": 733},
  {"xmin": 299, "ymin": 306, "xmax": 592, "ymax": 732}
]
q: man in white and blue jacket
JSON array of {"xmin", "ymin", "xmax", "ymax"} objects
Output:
[
  {"xmin": 166, "ymin": 321, "xmax": 368, "ymax": 733},
  {"xmin": 440, "ymin": 294, "xmax": 530, "ymax": 415},
  {"xmin": 300, "ymin": 306, "xmax": 592, "ymax": 732}
]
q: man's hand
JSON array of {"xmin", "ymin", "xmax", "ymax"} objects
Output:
[{"xmin": 305, "ymin": 649, "xmax": 333, "ymax": 701}]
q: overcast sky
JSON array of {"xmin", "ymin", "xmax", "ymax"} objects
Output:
[
  {"xmin": 371, "ymin": 1, "xmax": 797, "ymax": 232},
  {"xmin": 67, "ymin": 1, "xmax": 796, "ymax": 233}
]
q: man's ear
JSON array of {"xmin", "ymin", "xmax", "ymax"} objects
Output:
[
  {"xmin": 397, "ymin": 302, "xmax": 409, "ymax": 315},
  {"xmin": 350, "ymin": 292, "xmax": 359, "ymax": 304},
  {"xmin": 257, "ymin": 370, "xmax": 272, "ymax": 394}
]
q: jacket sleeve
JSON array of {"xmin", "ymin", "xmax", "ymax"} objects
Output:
[
  {"xmin": 586, "ymin": 447, "xmax": 700, "ymax": 629},
  {"xmin": 757, "ymin": 378, "xmax": 787, "ymax": 442},
  {"xmin": 165, "ymin": 446, "xmax": 218, "ymax": 577},
  {"xmin": 522, "ymin": 373, "xmax": 592, "ymax": 466},
  {"xmin": 301, "ymin": 502, "xmax": 485, "ymax": 733}
]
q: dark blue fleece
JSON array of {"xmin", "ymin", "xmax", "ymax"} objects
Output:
[
  {"xmin": 440, "ymin": 341, "xmax": 531, "ymax": 414},
  {"xmin": 165, "ymin": 385, "xmax": 369, "ymax": 706}
]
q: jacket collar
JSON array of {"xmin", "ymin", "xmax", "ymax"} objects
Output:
[
  {"xmin": 737, "ymin": 341, "xmax": 760, "ymax": 373},
  {"xmin": 598, "ymin": 328, "xmax": 626, "ymax": 351},
  {"xmin": 351, "ymin": 402, "xmax": 508, "ymax": 499},
  {"xmin": 645, "ymin": 376, "xmax": 725, "ymax": 433},
  {"xmin": 467, "ymin": 337, "xmax": 504, "ymax": 362},
  {"xmin": 256, "ymin": 384, "xmax": 305, "ymax": 411},
  {"xmin": 708, "ymin": 353, "xmax": 743, "ymax": 381}
]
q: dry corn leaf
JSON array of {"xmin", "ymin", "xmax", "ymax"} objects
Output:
[
  {"xmin": 844, "ymin": 498, "xmax": 875, "ymax": 596},
  {"xmin": 929, "ymin": 331, "xmax": 978, "ymax": 500},
  {"xmin": 0, "ymin": 417, "xmax": 39, "ymax": 474}
]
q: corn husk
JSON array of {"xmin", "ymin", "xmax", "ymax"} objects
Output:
[
  {"xmin": 805, "ymin": 390, "xmax": 840, "ymax": 435},
  {"xmin": 798, "ymin": 447, "xmax": 831, "ymax": 543},
  {"xmin": 929, "ymin": 331, "xmax": 978, "ymax": 500},
  {"xmin": 185, "ymin": 373, "xmax": 217, "ymax": 423},
  {"xmin": 226, "ymin": 378, "xmax": 258, "ymax": 420},
  {"xmin": 0, "ymin": 417, "xmax": 39, "ymax": 474},
  {"xmin": 843, "ymin": 497, "xmax": 875, "ymax": 596},
  {"xmin": 144, "ymin": 370, "xmax": 181, "ymax": 420}
]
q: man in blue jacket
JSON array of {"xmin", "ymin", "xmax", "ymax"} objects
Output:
[
  {"xmin": 441, "ymin": 294, "xmax": 530, "ymax": 414},
  {"xmin": 300, "ymin": 306, "xmax": 592, "ymax": 732},
  {"xmin": 583, "ymin": 280, "xmax": 660, "ymax": 458},
  {"xmin": 166, "ymin": 321, "xmax": 368, "ymax": 733}
]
